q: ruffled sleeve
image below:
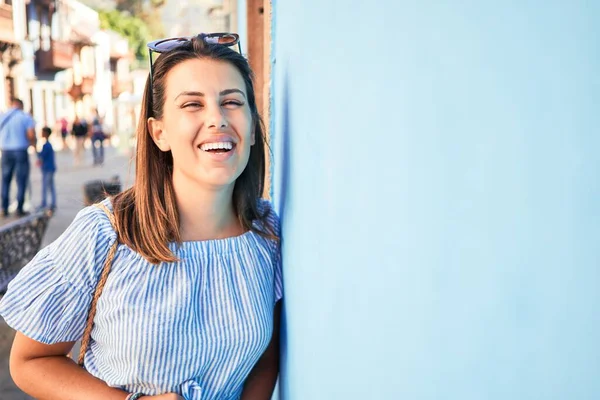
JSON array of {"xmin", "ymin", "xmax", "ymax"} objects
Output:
[{"xmin": 0, "ymin": 202, "xmax": 117, "ymax": 344}]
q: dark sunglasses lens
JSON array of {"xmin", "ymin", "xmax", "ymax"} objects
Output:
[{"xmin": 155, "ymin": 38, "xmax": 190, "ymax": 52}]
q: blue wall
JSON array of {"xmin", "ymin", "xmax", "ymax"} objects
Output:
[{"xmin": 271, "ymin": 1, "xmax": 599, "ymax": 399}]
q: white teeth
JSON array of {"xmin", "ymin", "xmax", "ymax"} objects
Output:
[{"xmin": 200, "ymin": 142, "xmax": 234, "ymax": 151}]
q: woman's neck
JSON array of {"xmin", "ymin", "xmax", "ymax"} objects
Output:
[{"xmin": 172, "ymin": 172, "xmax": 242, "ymax": 242}]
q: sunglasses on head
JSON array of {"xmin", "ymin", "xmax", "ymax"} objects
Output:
[{"xmin": 146, "ymin": 33, "xmax": 242, "ymax": 88}]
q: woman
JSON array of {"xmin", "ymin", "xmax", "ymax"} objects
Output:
[
  {"xmin": 0, "ymin": 33, "xmax": 282, "ymax": 400},
  {"xmin": 90, "ymin": 111, "xmax": 106, "ymax": 166},
  {"xmin": 71, "ymin": 115, "xmax": 88, "ymax": 166},
  {"xmin": 58, "ymin": 116, "xmax": 69, "ymax": 150}
]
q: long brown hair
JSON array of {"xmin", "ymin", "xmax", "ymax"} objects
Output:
[{"xmin": 112, "ymin": 36, "xmax": 276, "ymax": 264}]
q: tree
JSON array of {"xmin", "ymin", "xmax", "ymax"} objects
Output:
[
  {"xmin": 93, "ymin": 0, "xmax": 165, "ymax": 62},
  {"xmin": 98, "ymin": 10, "xmax": 152, "ymax": 61},
  {"xmin": 114, "ymin": 0, "xmax": 165, "ymax": 43}
]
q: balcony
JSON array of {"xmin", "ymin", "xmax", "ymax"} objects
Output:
[
  {"xmin": 32, "ymin": 0, "xmax": 54, "ymax": 7},
  {"xmin": 71, "ymin": 29, "xmax": 95, "ymax": 48},
  {"xmin": 0, "ymin": 5, "xmax": 16, "ymax": 44},
  {"xmin": 36, "ymin": 40, "xmax": 74, "ymax": 72},
  {"xmin": 112, "ymin": 79, "xmax": 132, "ymax": 98},
  {"xmin": 109, "ymin": 35, "xmax": 130, "ymax": 60},
  {"xmin": 81, "ymin": 76, "xmax": 94, "ymax": 95},
  {"xmin": 68, "ymin": 76, "xmax": 95, "ymax": 99}
]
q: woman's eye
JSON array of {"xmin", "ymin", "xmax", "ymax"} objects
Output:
[
  {"xmin": 182, "ymin": 102, "xmax": 202, "ymax": 108},
  {"xmin": 222, "ymin": 100, "xmax": 244, "ymax": 108}
]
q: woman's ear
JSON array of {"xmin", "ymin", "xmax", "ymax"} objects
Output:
[{"xmin": 148, "ymin": 117, "xmax": 170, "ymax": 151}]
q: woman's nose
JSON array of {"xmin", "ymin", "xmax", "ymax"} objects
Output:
[{"xmin": 206, "ymin": 105, "xmax": 228, "ymax": 129}]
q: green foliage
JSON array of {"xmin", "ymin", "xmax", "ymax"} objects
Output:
[
  {"xmin": 112, "ymin": 0, "xmax": 165, "ymax": 45},
  {"xmin": 98, "ymin": 10, "xmax": 164, "ymax": 63},
  {"xmin": 99, "ymin": 10, "xmax": 151, "ymax": 61}
]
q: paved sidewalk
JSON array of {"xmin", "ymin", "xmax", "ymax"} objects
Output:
[{"xmin": 0, "ymin": 144, "xmax": 135, "ymax": 399}]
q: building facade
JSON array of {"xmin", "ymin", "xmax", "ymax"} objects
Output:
[
  {"xmin": 0, "ymin": 0, "xmax": 136, "ymax": 146},
  {"xmin": 161, "ymin": 0, "xmax": 230, "ymax": 38},
  {"xmin": 0, "ymin": 0, "xmax": 29, "ymax": 110}
]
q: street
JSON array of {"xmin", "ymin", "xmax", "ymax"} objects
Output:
[{"xmin": 0, "ymin": 143, "xmax": 134, "ymax": 399}]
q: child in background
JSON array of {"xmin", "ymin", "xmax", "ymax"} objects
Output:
[{"xmin": 37, "ymin": 126, "xmax": 56, "ymax": 211}]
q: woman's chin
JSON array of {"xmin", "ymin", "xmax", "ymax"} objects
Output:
[
  {"xmin": 198, "ymin": 173, "xmax": 240, "ymax": 189},
  {"xmin": 175, "ymin": 165, "xmax": 244, "ymax": 189}
]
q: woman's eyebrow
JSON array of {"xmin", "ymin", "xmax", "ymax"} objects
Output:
[
  {"xmin": 174, "ymin": 89, "xmax": 247, "ymax": 101},
  {"xmin": 175, "ymin": 91, "xmax": 204, "ymax": 101},
  {"xmin": 220, "ymin": 89, "xmax": 246, "ymax": 98}
]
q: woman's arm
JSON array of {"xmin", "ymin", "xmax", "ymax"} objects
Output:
[
  {"xmin": 241, "ymin": 302, "xmax": 282, "ymax": 400},
  {"xmin": 10, "ymin": 333, "xmax": 183, "ymax": 400},
  {"xmin": 10, "ymin": 333, "xmax": 130, "ymax": 400}
]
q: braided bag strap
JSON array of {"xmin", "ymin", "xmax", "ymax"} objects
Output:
[{"xmin": 77, "ymin": 202, "xmax": 119, "ymax": 366}]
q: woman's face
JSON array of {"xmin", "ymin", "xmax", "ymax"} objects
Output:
[{"xmin": 149, "ymin": 58, "xmax": 254, "ymax": 190}]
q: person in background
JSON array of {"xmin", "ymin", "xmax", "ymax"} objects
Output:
[
  {"xmin": 71, "ymin": 115, "xmax": 88, "ymax": 166},
  {"xmin": 59, "ymin": 117, "xmax": 69, "ymax": 151},
  {"xmin": 90, "ymin": 110, "xmax": 106, "ymax": 166},
  {"xmin": 36, "ymin": 126, "xmax": 57, "ymax": 212},
  {"xmin": 0, "ymin": 98, "xmax": 36, "ymax": 217}
]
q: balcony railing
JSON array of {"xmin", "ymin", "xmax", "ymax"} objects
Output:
[
  {"xmin": 0, "ymin": 5, "xmax": 16, "ymax": 44},
  {"xmin": 68, "ymin": 76, "xmax": 95, "ymax": 99},
  {"xmin": 81, "ymin": 76, "xmax": 94, "ymax": 95},
  {"xmin": 36, "ymin": 40, "xmax": 74, "ymax": 72}
]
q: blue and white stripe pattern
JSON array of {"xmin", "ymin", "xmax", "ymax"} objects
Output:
[{"xmin": 0, "ymin": 198, "xmax": 282, "ymax": 400}]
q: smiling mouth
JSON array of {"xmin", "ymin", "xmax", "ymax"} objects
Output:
[{"xmin": 199, "ymin": 142, "xmax": 236, "ymax": 153}]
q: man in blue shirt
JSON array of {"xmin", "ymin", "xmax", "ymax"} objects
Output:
[{"xmin": 0, "ymin": 98, "xmax": 36, "ymax": 217}]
